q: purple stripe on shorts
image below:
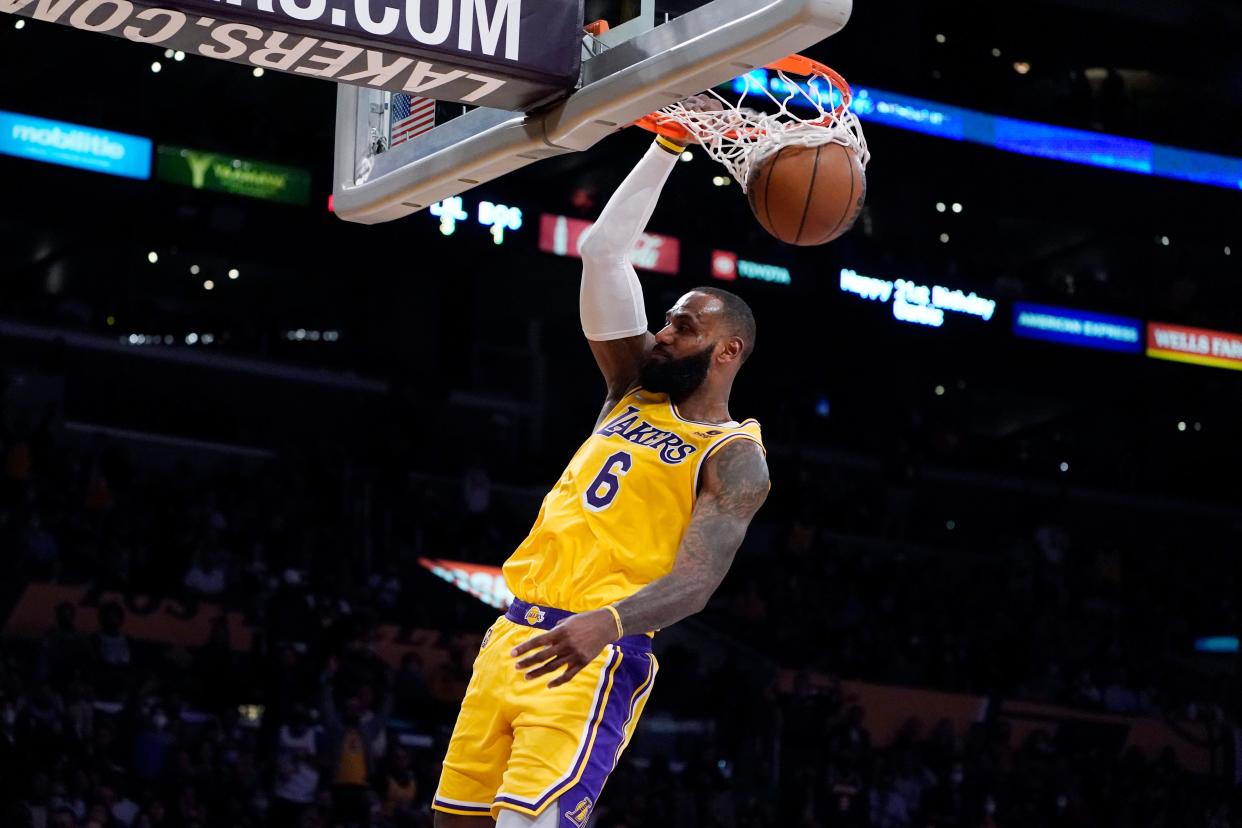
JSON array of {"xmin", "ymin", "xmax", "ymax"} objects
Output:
[
  {"xmin": 553, "ymin": 652, "xmax": 654, "ymax": 827},
  {"xmin": 493, "ymin": 645, "xmax": 647, "ymax": 816},
  {"xmin": 491, "ymin": 650, "xmax": 653, "ymax": 826}
]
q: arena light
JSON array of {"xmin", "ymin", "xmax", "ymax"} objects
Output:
[
  {"xmin": 189, "ymin": 264, "xmax": 200, "ymax": 274},
  {"xmin": 951, "ymin": 202, "xmax": 962, "ymax": 213},
  {"xmin": 147, "ymin": 251, "xmax": 158, "ymax": 264},
  {"xmin": 935, "ymin": 202, "xmax": 945, "ymax": 212},
  {"xmin": 150, "ymin": 61, "xmax": 161, "ymax": 73},
  {"xmin": 173, "ymin": 50, "xmax": 185, "ymax": 62},
  {"xmin": 228, "ymin": 268, "xmax": 239, "ymax": 279},
  {"xmin": 939, "ymin": 232, "xmax": 950, "ymax": 243},
  {"xmin": 679, "ymin": 150, "xmax": 693, "ymax": 163},
  {"xmin": 1013, "ymin": 61, "xmax": 1031, "ymax": 75},
  {"xmin": 991, "ymin": 48, "xmax": 1001, "ymax": 57},
  {"xmin": 13, "ymin": 18, "xmax": 24, "ymax": 28},
  {"xmin": 1059, "ymin": 462, "xmax": 1069, "ymax": 472},
  {"xmin": 1177, "ymin": 421, "xmax": 1186, "ymax": 432},
  {"xmin": 185, "ymin": 333, "xmax": 199, "ymax": 345},
  {"xmin": 1160, "ymin": 236, "xmax": 1170, "ymax": 246},
  {"xmin": 163, "ymin": 48, "xmax": 173, "ymax": 58},
  {"xmin": 203, "ymin": 280, "xmax": 214, "ymax": 290},
  {"xmin": 934, "ymin": 385, "xmax": 945, "ymax": 396},
  {"xmin": 934, "ymin": 33, "xmax": 946, "ymax": 43},
  {"xmin": 253, "ymin": 67, "xmax": 264, "ymax": 78},
  {"xmin": 1226, "ymin": 247, "xmax": 1232, "ymax": 256}
]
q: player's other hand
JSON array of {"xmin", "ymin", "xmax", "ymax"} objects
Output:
[
  {"xmin": 679, "ymin": 93, "xmax": 724, "ymax": 115},
  {"xmin": 667, "ymin": 94, "xmax": 725, "ymax": 146},
  {"xmin": 511, "ymin": 611, "xmax": 618, "ymax": 688}
]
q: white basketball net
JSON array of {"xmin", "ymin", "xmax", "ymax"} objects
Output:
[{"xmin": 646, "ymin": 66, "xmax": 870, "ymax": 192}]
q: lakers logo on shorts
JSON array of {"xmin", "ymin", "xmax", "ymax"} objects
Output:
[
  {"xmin": 565, "ymin": 796, "xmax": 593, "ymax": 826},
  {"xmin": 524, "ymin": 605, "xmax": 546, "ymax": 625},
  {"xmin": 479, "ymin": 627, "xmax": 493, "ymax": 652}
]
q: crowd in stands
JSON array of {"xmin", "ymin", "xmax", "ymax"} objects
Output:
[{"xmin": 2, "ymin": 384, "xmax": 1241, "ymax": 827}]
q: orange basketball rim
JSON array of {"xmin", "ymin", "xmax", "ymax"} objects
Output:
[{"xmin": 634, "ymin": 54, "xmax": 854, "ymax": 144}]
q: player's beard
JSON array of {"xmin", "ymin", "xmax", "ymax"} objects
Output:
[{"xmin": 638, "ymin": 344, "xmax": 715, "ymax": 401}]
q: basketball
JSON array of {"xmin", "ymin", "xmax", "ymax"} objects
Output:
[{"xmin": 746, "ymin": 142, "xmax": 867, "ymax": 246}]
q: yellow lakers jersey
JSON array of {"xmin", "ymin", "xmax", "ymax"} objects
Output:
[{"xmin": 502, "ymin": 387, "xmax": 764, "ymax": 612}]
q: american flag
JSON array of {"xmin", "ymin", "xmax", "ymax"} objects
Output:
[{"xmin": 390, "ymin": 93, "xmax": 436, "ymax": 148}]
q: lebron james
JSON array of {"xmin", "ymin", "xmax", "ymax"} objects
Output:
[{"xmin": 433, "ymin": 130, "xmax": 770, "ymax": 828}]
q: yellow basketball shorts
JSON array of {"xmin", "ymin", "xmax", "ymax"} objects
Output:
[{"xmin": 433, "ymin": 598, "xmax": 658, "ymax": 824}]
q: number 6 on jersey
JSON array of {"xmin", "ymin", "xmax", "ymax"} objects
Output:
[{"xmin": 584, "ymin": 451, "xmax": 633, "ymax": 511}]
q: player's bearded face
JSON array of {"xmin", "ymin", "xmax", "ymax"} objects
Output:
[{"xmin": 638, "ymin": 343, "xmax": 715, "ymax": 400}]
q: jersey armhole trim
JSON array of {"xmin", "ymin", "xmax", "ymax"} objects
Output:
[{"xmin": 691, "ymin": 433, "xmax": 766, "ymax": 503}]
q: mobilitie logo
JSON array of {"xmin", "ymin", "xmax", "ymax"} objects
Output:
[
  {"xmin": 11, "ymin": 125, "xmax": 126, "ymax": 159},
  {"xmin": 0, "ymin": 110, "xmax": 151, "ymax": 180}
]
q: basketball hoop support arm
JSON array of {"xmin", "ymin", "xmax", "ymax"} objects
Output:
[{"xmin": 332, "ymin": 0, "xmax": 852, "ymax": 224}]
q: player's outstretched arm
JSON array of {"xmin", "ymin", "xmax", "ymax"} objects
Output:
[
  {"xmin": 512, "ymin": 439, "xmax": 768, "ymax": 687},
  {"xmin": 579, "ymin": 137, "xmax": 685, "ymax": 418}
]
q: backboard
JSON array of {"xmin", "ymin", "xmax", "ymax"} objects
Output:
[{"xmin": 332, "ymin": 0, "xmax": 853, "ymax": 224}]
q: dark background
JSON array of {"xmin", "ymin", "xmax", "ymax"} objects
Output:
[{"xmin": 0, "ymin": 0, "xmax": 1241, "ymax": 826}]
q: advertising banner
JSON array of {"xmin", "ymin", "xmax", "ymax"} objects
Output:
[
  {"xmin": 1147, "ymin": 321, "xmax": 1242, "ymax": 371},
  {"xmin": 539, "ymin": 213, "xmax": 681, "ymax": 276},
  {"xmin": 157, "ymin": 144, "xmax": 311, "ymax": 205},
  {"xmin": 3, "ymin": 0, "xmax": 582, "ymax": 110},
  {"xmin": 0, "ymin": 109, "xmax": 151, "ymax": 179},
  {"xmin": 1013, "ymin": 302, "xmax": 1142, "ymax": 353},
  {"xmin": 711, "ymin": 249, "xmax": 791, "ymax": 285}
]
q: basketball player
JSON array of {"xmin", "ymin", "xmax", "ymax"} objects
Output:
[{"xmin": 432, "ymin": 128, "xmax": 769, "ymax": 828}]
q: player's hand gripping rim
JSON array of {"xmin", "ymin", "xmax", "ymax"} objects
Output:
[{"xmin": 512, "ymin": 609, "xmax": 620, "ymax": 688}]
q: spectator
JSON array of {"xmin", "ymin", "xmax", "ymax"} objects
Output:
[
  {"xmin": 91, "ymin": 603, "xmax": 131, "ymax": 668},
  {"xmin": 42, "ymin": 602, "xmax": 90, "ymax": 686},
  {"xmin": 21, "ymin": 513, "xmax": 59, "ymax": 579},
  {"xmin": 319, "ymin": 662, "xmax": 392, "ymax": 828},
  {"xmin": 376, "ymin": 746, "xmax": 417, "ymax": 827}
]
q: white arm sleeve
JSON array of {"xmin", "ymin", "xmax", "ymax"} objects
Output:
[{"xmin": 578, "ymin": 142, "xmax": 680, "ymax": 341}]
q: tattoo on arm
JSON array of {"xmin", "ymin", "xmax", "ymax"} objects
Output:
[{"xmin": 613, "ymin": 439, "xmax": 769, "ymax": 635}]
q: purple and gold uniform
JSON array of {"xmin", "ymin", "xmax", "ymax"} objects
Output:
[{"xmin": 433, "ymin": 388, "xmax": 764, "ymax": 824}]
